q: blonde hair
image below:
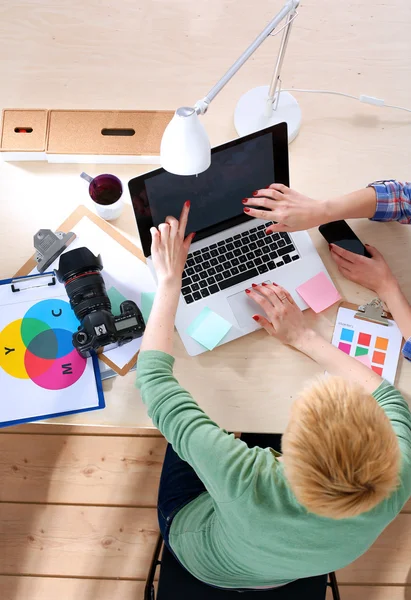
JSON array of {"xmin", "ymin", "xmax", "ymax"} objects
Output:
[{"xmin": 282, "ymin": 376, "xmax": 400, "ymax": 519}]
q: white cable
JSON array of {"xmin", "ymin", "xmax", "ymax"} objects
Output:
[
  {"xmin": 280, "ymin": 88, "xmax": 411, "ymax": 114},
  {"xmin": 383, "ymin": 103, "xmax": 411, "ymax": 113}
]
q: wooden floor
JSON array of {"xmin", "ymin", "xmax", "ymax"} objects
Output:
[{"xmin": 0, "ymin": 425, "xmax": 409, "ymax": 599}]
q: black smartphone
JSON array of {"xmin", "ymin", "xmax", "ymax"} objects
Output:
[{"xmin": 318, "ymin": 220, "xmax": 372, "ymax": 258}]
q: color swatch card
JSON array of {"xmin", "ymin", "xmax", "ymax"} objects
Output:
[
  {"xmin": 331, "ymin": 306, "xmax": 403, "ymax": 384},
  {"xmin": 0, "ymin": 276, "xmax": 104, "ymax": 427}
]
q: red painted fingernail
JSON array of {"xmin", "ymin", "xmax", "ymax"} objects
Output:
[
  {"xmin": 185, "ymin": 200, "xmax": 191, "ymax": 208},
  {"xmin": 190, "ymin": 232, "xmax": 196, "ymax": 239},
  {"xmin": 265, "ymin": 186, "xmax": 270, "ymax": 189},
  {"xmin": 245, "ymin": 289, "xmax": 251, "ymax": 294},
  {"xmin": 253, "ymin": 315, "xmax": 260, "ymax": 321},
  {"xmin": 242, "ymin": 198, "xmax": 248, "ymax": 204},
  {"xmin": 244, "ymin": 207, "xmax": 250, "ymax": 213},
  {"xmin": 252, "ymin": 191, "xmax": 259, "ymax": 196},
  {"xmin": 272, "ymin": 282, "xmax": 278, "ymax": 286},
  {"xmin": 252, "ymin": 283, "xmax": 258, "ymax": 288},
  {"xmin": 262, "ymin": 282, "xmax": 268, "ymax": 286}
]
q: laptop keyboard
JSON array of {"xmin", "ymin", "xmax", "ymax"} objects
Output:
[{"xmin": 181, "ymin": 222, "xmax": 300, "ymax": 304}]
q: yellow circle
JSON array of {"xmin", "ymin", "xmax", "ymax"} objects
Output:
[{"xmin": 0, "ymin": 319, "xmax": 29, "ymax": 379}]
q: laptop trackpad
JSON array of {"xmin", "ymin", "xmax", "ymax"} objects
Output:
[{"xmin": 227, "ymin": 282, "xmax": 270, "ymax": 328}]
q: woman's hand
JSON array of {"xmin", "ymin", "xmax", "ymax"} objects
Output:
[
  {"xmin": 246, "ymin": 282, "xmax": 312, "ymax": 348},
  {"xmin": 330, "ymin": 244, "xmax": 398, "ymax": 302},
  {"xmin": 150, "ymin": 201, "xmax": 195, "ymax": 285},
  {"xmin": 242, "ymin": 184, "xmax": 327, "ymax": 233}
]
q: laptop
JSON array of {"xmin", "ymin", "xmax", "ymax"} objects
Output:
[{"xmin": 129, "ymin": 122, "xmax": 330, "ymax": 356}]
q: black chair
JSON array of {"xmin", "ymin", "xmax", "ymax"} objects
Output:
[
  {"xmin": 144, "ymin": 536, "xmax": 340, "ymax": 600},
  {"xmin": 145, "ymin": 432, "xmax": 341, "ymax": 600}
]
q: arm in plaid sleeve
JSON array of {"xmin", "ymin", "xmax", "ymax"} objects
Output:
[
  {"xmin": 368, "ymin": 180, "xmax": 411, "ymax": 223},
  {"xmin": 402, "ymin": 338, "xmax": 411, "ymax": 361}
]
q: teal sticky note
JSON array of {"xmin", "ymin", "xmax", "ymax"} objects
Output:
[
  {"xmin": 141, "ymin": 292, "xmax": 156, "ymax": 323},
  {"xmin": 187, "ymin": 307, "xmax": 232, "ymax": 351},
  {"xmin": 107, "ymin": 286, "xmax": 127, "ymax": 315}
]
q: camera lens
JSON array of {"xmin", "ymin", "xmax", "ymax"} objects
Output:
[{"xmin": 56, "ymin": 247, "xmax": 111, "ymax": 320}]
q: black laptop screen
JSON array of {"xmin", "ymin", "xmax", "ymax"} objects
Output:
[
  {"xmin": 146, "ymin": 134, "xmax": 274, "ymax": 233},
  {"xmin": 129, "ymin": 123, "xmax": 289, "ymax": 257}
]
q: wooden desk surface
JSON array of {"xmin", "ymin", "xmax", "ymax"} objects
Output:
[{"xmin": 0, "ymin": 0, "xmax": 410, "ymax": 432}]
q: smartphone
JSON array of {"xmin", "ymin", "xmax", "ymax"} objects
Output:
[{"xmin": 318, "ymin": 220, "xmax": 372, "ymax": 258}]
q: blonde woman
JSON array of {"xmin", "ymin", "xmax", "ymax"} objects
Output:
[{"xmin": 137, "ymin": 202, "xmax": 411, "ymax": 591}]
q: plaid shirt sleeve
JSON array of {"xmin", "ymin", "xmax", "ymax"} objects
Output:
[
  {"xmin": 368, "ymin": 180, "xmax": 411, "ymax": 224},
  {"xmin": 367, "ymin": 180, "xmax": 411, "ymax": 359},
  {"xmin": 402, "ymin": 338, "xmax": 411, "ymax": 361}
]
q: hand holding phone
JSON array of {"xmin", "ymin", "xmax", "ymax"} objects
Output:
[{"xmin": 318, "ymin": 220, "xmax": 372, "ymax": 258}]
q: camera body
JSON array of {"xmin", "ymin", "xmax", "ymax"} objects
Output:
[{"xmin": 56, "ymin": 247, "xmax": 145, "ymax": 358}]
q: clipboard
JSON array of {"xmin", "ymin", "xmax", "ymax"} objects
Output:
[
  {"xmin": 332, "ymin": 298, "xmax": 403, "ymax": 385},
  {"xmin": 0, "ymin": 271, "xmax": 105, "ymax": 428},
  {"xmin": 15, "ymin": 205, "xmax": 150, "ymax": 376}
]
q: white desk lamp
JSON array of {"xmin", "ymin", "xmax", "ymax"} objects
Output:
[{"xmin": 161, "ymin": 0, "xmax": 301, "ymax": 176}]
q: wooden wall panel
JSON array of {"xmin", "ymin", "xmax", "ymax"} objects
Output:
[
  {"xmin": 0, "ymin": 504, "xmax": 158, "ymax": 579},
  {"xmin": 0, "ymin": 434, "xmax": 166, "ymax": 506}
]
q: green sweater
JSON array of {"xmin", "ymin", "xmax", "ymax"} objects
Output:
[{"xmin": 136, "ymin": 350, "xmax": 411, "ymax": 589}]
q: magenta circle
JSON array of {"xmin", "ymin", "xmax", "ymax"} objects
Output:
[{"xmin": 30, "ymin": 348, "xmax": 87, "ymax": 390}]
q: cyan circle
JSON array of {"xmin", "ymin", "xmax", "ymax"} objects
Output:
[{"xmin": 24, "ymin": 299, "xmax": 80, "ymax": 333}]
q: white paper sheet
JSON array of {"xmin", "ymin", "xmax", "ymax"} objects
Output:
[
  {"xmin": 31, "ymin": 216, "xmax": 156, "ymax": 370},
  {"xmin": 331, "ymin": 307, "xmax": 402, "ymax": 385}
]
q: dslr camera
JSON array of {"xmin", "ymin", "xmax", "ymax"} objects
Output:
[{"xmin": 56, "ymin": 247, "xmax": 145, "ymax": 358}]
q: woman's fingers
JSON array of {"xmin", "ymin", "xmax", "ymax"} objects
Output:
[
  {"xmin": 150, "ymin": 227, "xmax": 160, "ymax": 252},
  {"xmin": 330, "ymin": 244, "xmax": 367, "ymax": 265},
  {"xmin": 178, "ymin": 200, "xmax": 191, "ymax": 237},
  {"xmin": 158, "ymin": 222, "xmax": 170, "ymax": 243},
  {"xmin": 244, "ymin": 207, "xmax": 275, "ymax": 220},
  {"xmin": 248, "ymin": 188, "xmax": 286, "ymax": 203},
  {"xmin": 165, "ymin": 215, "xmax": 179, "ymax": 237},
  {"xmin": 183, "ymin": 232, "xmax": 196, "ymax": 251},
  {"xmin": 272, "ymin": 284, "xmax": 296, "ymax": 306},
  {"xmin": 252, "ymin": 283, "xmax": 283, "ymax": 310},
  {"xmin": 252, "ymin": 314, "xmax": 276, "ymax": 336},
  {"xmin": 246, "ymin": 287, "xmax": 276, "ymax": 316},
  {"xmin": 364, "ymin": 244, "xmax": 383, "ymax": 260},
  {"xmin": 242, "ymin": 196, "xmax": 277, "ymax": 210},
  {"xmin": 265, "ymin": 223, "xmax": 290, "ymax": 234},
  {"xmin": 268, "ymin": 183, "xmax": 288, "ymax": 193}
]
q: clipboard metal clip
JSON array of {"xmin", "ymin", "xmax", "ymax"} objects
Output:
[
  {"xmin": 355, "ymin": 298, "xmax": 389, "ymax": 326},
  {"xmin": 11, "ymin": 273, "xmax": 56, "ymax": 293}
]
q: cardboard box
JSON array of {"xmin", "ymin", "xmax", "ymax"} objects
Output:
[
  {"xmin": 46, "ymin": 109, "xmax": 174, "ymax": 164},
  {"xmin": 0, "ymin": 109, "xmax": 49, "ymax": 161}
]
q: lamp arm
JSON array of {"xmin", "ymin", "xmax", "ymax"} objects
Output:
[{"xmin": 194, "ymin": 0, "xmax": 300, "ymax": 115}]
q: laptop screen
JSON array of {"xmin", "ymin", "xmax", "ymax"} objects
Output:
[{"xmin": 129, "ymin": 122, "xmax": 289, "ymax": 257}]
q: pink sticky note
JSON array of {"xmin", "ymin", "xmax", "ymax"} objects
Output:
[
  {"xmin": 355, "ymin": 354, "xmax": 372, "ymax": 369},
  {"xmin": 296, "ymin": 272, "xmax": 341, "ymax": 313}
]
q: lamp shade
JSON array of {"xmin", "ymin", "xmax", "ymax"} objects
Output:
[{"xmin": 160, "ymin": 107, "xmax": 211, "ymax": 176}]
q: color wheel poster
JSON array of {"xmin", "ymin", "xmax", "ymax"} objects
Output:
[
  {"xmin": 0, "ymin": 281, "xmax": 103, "ymax": 427},
  {"xmin": 331, "ymin": 307, "xmax": 403, "ymax": 385}
]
